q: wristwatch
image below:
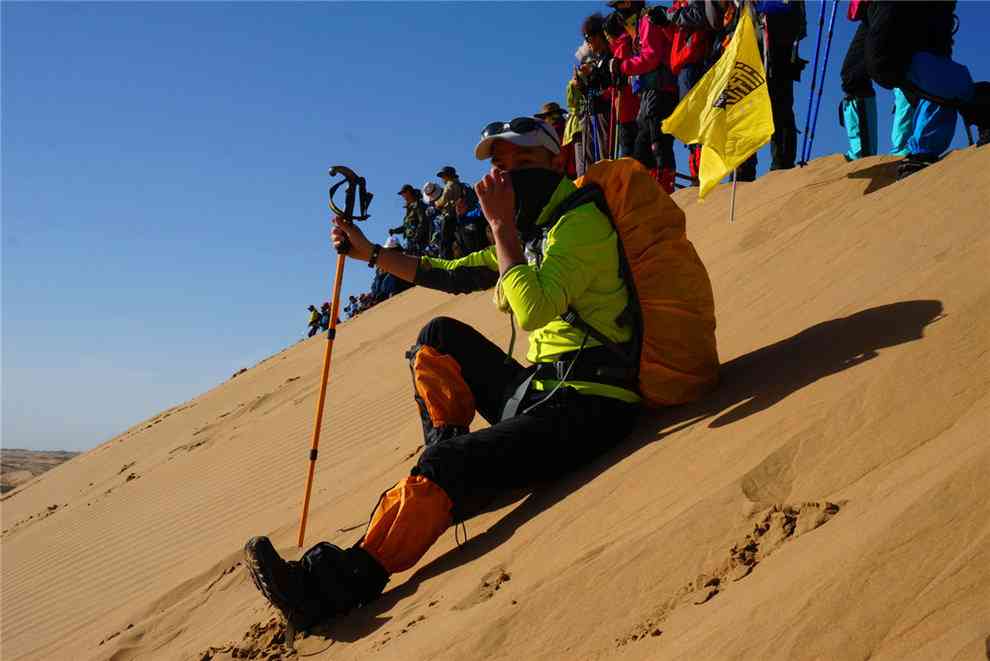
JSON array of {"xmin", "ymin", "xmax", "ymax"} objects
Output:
[{"xmin": 368, "ymin": 243, "xmax": 383, "ymax": 268}]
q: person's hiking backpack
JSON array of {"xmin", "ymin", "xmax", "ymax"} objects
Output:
[{"xmin": 545, "ymin": 159, "xmax": 719, "ymax": 407}]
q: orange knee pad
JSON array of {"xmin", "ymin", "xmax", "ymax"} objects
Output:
[
  {"xmin": 359, "ymin": 475, "xmax": 453, "ymax": 574},
  {"xmin": 412, "ymin": 345, "xmax": 476, "ymax": 428}
]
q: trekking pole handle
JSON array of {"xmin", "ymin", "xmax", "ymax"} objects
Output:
[{"xmin": 328, "ymin": 165, "xmax": 373, "ymax": 255}]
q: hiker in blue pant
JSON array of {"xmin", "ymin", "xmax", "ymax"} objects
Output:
[{"xmin": 839, "ymin": 1, "xmax": 988, "ymax": 179}]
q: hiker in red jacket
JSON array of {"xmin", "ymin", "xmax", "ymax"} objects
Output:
[
  {"xmin": 609, "ymin": 0, "xmax": 679, "ymax": 193},
  {"xmin": 604, "ymin": 11, "xmax": 642, "ymax": 159},
  {"xmin": 667, "ymin": 0, "xmax": 718, "ymax": 181}
]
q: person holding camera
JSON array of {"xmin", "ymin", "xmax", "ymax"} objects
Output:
[{"xmin": 608, "ymin": 0, "xmax": 679, "ymax": 193}]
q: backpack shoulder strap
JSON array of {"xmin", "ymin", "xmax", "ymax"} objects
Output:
[{"xmin": 545, "ymin": 183, "xmax": 610, "ymax": 228}]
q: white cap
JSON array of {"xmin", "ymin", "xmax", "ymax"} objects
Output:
[
  {"xmin": 384, "ymin": 236, "xmax": 401, "ymax": 249},
  {"xmin": 422, "ymin": 181, "xmax": 442, "ymax": 203},
  {"xmin": 474, "ymin": 119, "xmax": 561, "ymax": 160}
]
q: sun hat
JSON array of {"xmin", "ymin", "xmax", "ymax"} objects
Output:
[
  {"xmin": 534, "ymin": 102, "xmax": 568, "ymax": 120},
  {"xmin": 474, "ymin": 117, "xmax": 561, "ymax": 160},
  {"xmin": 422, "ymin": 181, "xmax": 442, "ymax": 203}
]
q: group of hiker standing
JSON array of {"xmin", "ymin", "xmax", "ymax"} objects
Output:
[
  {"xmin": 261, "ymin": 0, "xmax": 988, "ymax": 636},
  {"xmin": 389, "ymin": 166, "xmax": 492, "ymax": 260},
  {"xmin": 560, "ymin": 0, "xmax": 808, "ymax": 190},
  {"xmin": 561, "ymin": 0, "xmax": 985, "ymax": 189}
]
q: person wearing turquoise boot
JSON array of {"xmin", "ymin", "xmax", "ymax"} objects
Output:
[
  {"xmin": 888, "ymin": 88, "xmax": 918, "ymax": 157},
  {"xmin": 838, "ymin": 1, "xmax": 986, "ymax": 179}
]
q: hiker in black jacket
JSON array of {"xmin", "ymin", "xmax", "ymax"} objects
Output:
[{"xmin": 390, "ymin": 184, "xmax": 431, "ymax": 255}]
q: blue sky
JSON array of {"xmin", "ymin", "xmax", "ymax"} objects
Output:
[{"xmin": 4, "ymin": 1, "xmax": 988, "ymax": 451}]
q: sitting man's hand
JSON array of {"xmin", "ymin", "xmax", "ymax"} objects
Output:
[
  {"xmin": 475, "ymin": 168, "xmax": 516, "ymax": 239},
  {"xmin": 331, "ymin": 216, "xmax": 373, "ymax": 260}
]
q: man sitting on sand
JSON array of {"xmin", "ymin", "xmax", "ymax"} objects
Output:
[{"xmin": 244, "ymin": 118, "xmax": 648, "ymax": 630}]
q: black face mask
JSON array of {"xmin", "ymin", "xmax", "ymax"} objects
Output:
[{"xmin": 509, "ymin": 168, "xmax": 563, "ymax": 243}]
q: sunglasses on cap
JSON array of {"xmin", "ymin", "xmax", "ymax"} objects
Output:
[{"xmin": 480, "ymin": 117, "xmax": 560, "ymax": 149}]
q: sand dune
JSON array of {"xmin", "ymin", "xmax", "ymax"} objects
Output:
[{"xmin": 2, "ymin": 149, "xmax": 988, "ymax": 660}]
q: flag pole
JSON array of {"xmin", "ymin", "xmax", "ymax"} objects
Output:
[{"xmin": 729, "ymin": 169, "xmax": 737, "ymax": 224}]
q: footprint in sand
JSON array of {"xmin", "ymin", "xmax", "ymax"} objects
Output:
[
  {"xmin": 169, "ymin": 438, "xmax": 209, "ymax": 456},
  {"xmin": 198, "ymin": 616, "xmax": 297, "ymax": 660},
  {"xmin": 617, "ymin": 501, "xmax": 842, "ymax": 647},
  {"xmin": 454, "ymin": 566, "xmax": 512, "ymax": 610},
  {"xmin": 373, "ymin": 615, "xmax": 428, "ymax": 651}
]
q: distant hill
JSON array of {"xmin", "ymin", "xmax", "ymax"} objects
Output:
[{"xmin": 1, "ymin": 448, "xmax": 79, "ymax": 493}]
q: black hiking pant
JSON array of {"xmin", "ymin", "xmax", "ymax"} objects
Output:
[
  {"xmin": 438, "ymin": 212, "xmax": 457, "ymax": 259},
  {"xmin": 841, "ymin": 19, "xmax": 876, "ymax": 99},
  {"xmin": 769, "ymin": 73, "xmax": 797, "ymax": 170},
  {"xmin": 618, "ymin": 121, "xmax": 638, "ymax": 159},
  {"xmin": 840, "ymin": 2, "xmax": 953, "ymax": 97},
  {"xmin": 634, "ymin": 88, "xmax": 678, "ymax": 172},
  {"xmin": 409, "ymin": 317, "xmax": 640, "ymax": 518}
]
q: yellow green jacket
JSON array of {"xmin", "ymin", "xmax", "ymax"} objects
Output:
[
  {"xmin": 416, "ymin": 178, "xmax": 639, "ymax": 403},
  {"xmin": 563, "ymin": 79, "xmax": 585, "ymax": 146}
]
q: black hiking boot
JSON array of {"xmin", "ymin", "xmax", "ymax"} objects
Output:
[
  {"xmin": 245, "ymin": 537, "xmax": 389, "ymax": 631},
  {"xmin": 244, "ymin": 536, "xmax": 317, "ymax": 630},
  {"xmin": 301, "ymin": 543, "xmax": 389, "ymax": 613},
  {"xmin": 896, "ymin": 152, "xmax": 940, "ymax": 180}
]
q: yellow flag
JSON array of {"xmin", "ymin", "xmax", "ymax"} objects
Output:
[{"xmin": 661, "ymin": 10, "xmax": 774, "ymax": 198}]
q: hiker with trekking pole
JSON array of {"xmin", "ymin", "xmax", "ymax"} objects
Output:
[
  {"xmin": 608, "ymin": 0, "xmax": 679, "ymax": 193},
  {"xmin": 603, "ymin": 11, "xmax": 641, "ymax": 160},
  {"xmin": 244, "ymin": 116, "xmax": 720, "ymax": 634},
  {"xmin": 835, "ymin": 0, "xmax": 989, "ymax": 178},
  {"xmin": 575, "ymin": 16, "xmax": 612, "ymax": 171}
]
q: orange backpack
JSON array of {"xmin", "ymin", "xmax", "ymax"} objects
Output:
[{"xmin": 548, "ymin": 159, "xmax": 719, "ymax": 407}]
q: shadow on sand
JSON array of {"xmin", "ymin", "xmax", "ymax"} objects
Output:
[
  {"xmin": 847, "ymin": 159, "xmax": 902, "ymax": 195},
  {"xmin": 327, "ymin": 299, "xmax": 944, "ymax": 641}
]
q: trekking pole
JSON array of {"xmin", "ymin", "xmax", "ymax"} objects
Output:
[
  {"xmin": 297, "ymin": 165, "xmax": 373, "ymax": 548},
  {"xmin": 587, "ymin": 90, "xmax": 602, "ymax": 163},
  {"xmin": 613, "ymin": 89, "xmax": 623, "ymax": 158},
  {"xmin": 608, "ymin": 92, "xmax": 617, "ymax": 160},
  {"xmin": 799, "ymin": 0, "xmax": 828, "ymax": 165},
  {"xmin": 729, "ymin": 169, "xmax": 738, "ymax": 224},
  {"xmin": 803, "ymin": 0, "xmax": 839, "ymax": 165}
]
